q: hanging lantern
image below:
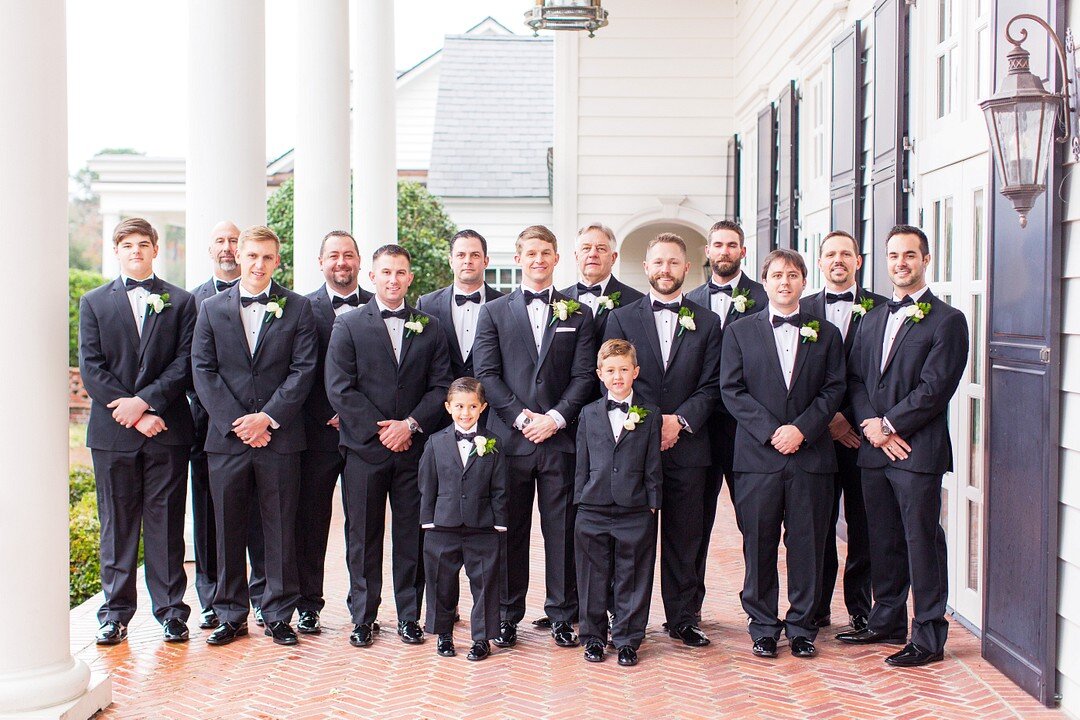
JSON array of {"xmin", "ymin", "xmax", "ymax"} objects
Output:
[{"xmin": 525, "ymin": 1, "xmax": 609, "ymax": 38}]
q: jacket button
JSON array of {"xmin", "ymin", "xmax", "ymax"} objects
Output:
[
  {"xmin": 536, "ymin": 378, "xmax": 543, "ymax": 384},
  {"xmin": 138, "ymin": 365, "xmax": 144, "ymax": 372},
  {"xmin": 253, "ymin": 371, "xmax": 259, "ymax": 377},
  {"xmin": 613, "ymin": 468, "xmax": 618, "ymax": 474},
  {"xmin": 878, "ymin": 382, "xmax": 885, "ymax": 389},
  {"xmin": 461, "ymin": 494, "xmax": 466, "ymax": 499},
  {"xmin": 398, "ymin": 384, "xmax": 405, "ymax": 389}
]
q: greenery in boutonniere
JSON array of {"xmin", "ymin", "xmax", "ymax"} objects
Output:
[
  {"xmin": 902, "ymin": 301, "xmax": 932, "ymax": 324},
  {"xmin": 145, "ymin": 292, "xmax": 170, "ymax": 315},
  {"xmin": 731, "ymin": 287, "xmax": 755, "ymax": 314},
  {"xmin": 800, "ymin": 320, "xmax": 821, "ymax": 343},
  {"xmin": 852, "ymin": 297, "xmax": 874, "ymax": 319},
  {"xmin": 263, "ymin": 295, "xmax": 286, "ymax": 324},
  {"xmin": 405, "ymin": 313, "xmax": 429, "ymax": 337},
  {"xmin": 549, "ymin": 298, "xmax": 582, "ymax": 325},
  {"xmin": 677, "ymin": 306, "xmax": 696, "ymax": 336},
  {"xmin": 595, "ymin": 290, "xmax": 621, "ymax": 317},
  {"xmin": 470, "ymin": 435, "xmax": 498, "ymax": 457},
  {"xmin": 623, "ymin": 405, "xmax": 649, "ymax": 431}
]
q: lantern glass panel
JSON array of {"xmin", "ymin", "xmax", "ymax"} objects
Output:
[{"xmin": 991, "ymin": 105, "xmax": 1022, "ymax": 184}]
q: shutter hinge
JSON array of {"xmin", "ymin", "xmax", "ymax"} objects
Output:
[
  {"xmin": 1040, "ymin": 347, "xmax": 1051, "ymax": 363},
  {"xmin": 903, "ymin": 136, "xmax": 915, "ymax": 153},
  {"xmin": 903, "ymin": 179, "xmax": 915, "ymax": 194},
  {"xmin": 904, "ymin": 0, "xmax": 917, "ymax": 6}
]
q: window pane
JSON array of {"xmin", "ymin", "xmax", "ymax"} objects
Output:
[
  {"xmin": 940, "ymin": 487, "xmax": 950, "ymax": 534},
  {"xmin": 971, "ymin": 293, "xmax": 983, "ymax": 384},
  {"xmin": 969, "ymin": 397, "xmax": 984, "ymax": 489},
  {"xmin": 967, "ymin": 499, "xmax": 981, "ymax": 591},
  {"xmin": 942, "ymin": 198, "xmax": 954, "ymax": 282},
  {"xmin": 973, "ymin": 189, "xmax": 985, "ymax": 280}
]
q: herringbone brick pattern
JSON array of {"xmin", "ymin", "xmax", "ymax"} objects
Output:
[{"xmin": 71, "ymin": 493, "xmax": 1065, "ymax": 719}]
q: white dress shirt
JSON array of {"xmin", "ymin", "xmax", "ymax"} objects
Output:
[
  {"xmin": 881, "ymin": 285, "xmax": 930, "ymax": 372},
  {"xmin": 648, "ymin": 292, "xmax": 682, "ymax": 367},
  {"xmin": 451, "ymin": 284, "xmax": 486, "ymax": 360},
  {"xmin": 769, "ymin": 305, "xmax": 800, "ymax": 389},
  {"xmin": 374, "ymin": 296, "xmax": 406, "ymax": 363},
  {"xmin": 823, "ymin": 283, "xmax": 857, "ymax": 340},
  {"xmin": 454, "ymin": 423, "xmax": 475, "ymax": 466},
  {"xmin": 710, "ymin": 272, "xmax": 742, "ymax": 329},
  {"xmin": 576, "ymin": 275, "xmax": 611, "ymax": 316},
  {"xmin": 606, "ymin": 391, "xmax": 633, "ymax": 442},
  {"xmin": 121, "ymin": 274, "xmax": 153, "ymax": 336},
  {"xmin": 239, "ymin": 282, "xmax": 273, "ymax": 355},
  {"xmin": 523, "ymin": 284, "xmax": 554, "ymax": 354},
  {"xmin": 327, "ymin": 285, "xmax": 363, "ymax": 317}
]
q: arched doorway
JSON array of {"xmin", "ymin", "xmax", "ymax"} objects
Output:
[{"xmin": 615, "ymin": 206, "xmax": 713, "ymax": 293}]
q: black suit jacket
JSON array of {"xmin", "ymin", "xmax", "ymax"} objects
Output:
[
  {"xmin": 559, "ymin": 275, "xmax": 645, "ymax": 338},
  {"xmin": 684, "ymin": 273, "xmax": 769, "ymax": 333},
  {"xmin": 847, "ymin": 290, "xmax": 969, "ymax": 474},
  {"xmin": 602, "ymin": 296, "xmax": 721, "ymax": 469},
  {"xmin": 720, "ymin": 310, "xmax": 846, "ymax": 474},
  {"xmin": 192, "ymin": 281, "xmax": 318, "ymax": 455},
  {"xmin": 574, "ymin": 397, "xmax": 662, "ymax": 509},
  {"xmin": 472, "ymin": 288, "xmax": 597, "ymax": 456},
  {"xmin": 324, "ymin": 301, "xmax": 452, "ymax": 464},
  {"xmin": 79, "ymin": 276, "xmax": 197, "ymax": 451},
  {"xmin": 187, "ymin": 278, "xmax": 229, "ymax": 440},
  {"xmin": 415, "ymin": 283, "xmax": 504, "ymax": 380},
  {"xmin": 418, "ymin": 425, "xmax": 509, "ymax": 529},
  {"xmin": 302, "ymin": 284, "xmax": 373, "ymax": 453}
]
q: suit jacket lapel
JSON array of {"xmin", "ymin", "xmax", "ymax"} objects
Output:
[
  {"xmin": 810, "ymin": 289, "xmax": 827, "ymax": 320},
  {"xmin": 312, "ymin": 287, "xmax": 337, "ymax": 333},
  {"xmin": 667, "ymin": 304, "xmax": 689, "ymax": 368},
  {"xmin": 252, "ymin": 282, "xmax": 286, "ymax": 361},
  {"xmin": 881, "ymin": 293, "xmax": 929, "ymax": 375},
  {"xmin": 362, "ymin": 302, "xmax": 398, "ymax": 366},
  {"xmin": 398, "ymin": 305, "xmax": 418, "ymax": 367},
  {"xmin": 222, "ymin": 286, "xmax": 252, "ymax": 361},
  {"xmin": 441, "ymin": 289, "xmax": 465, "ymax": 365},
  {"xmin": 109, "ymin": 278, "xmax": 141, "ymax": 352},
  {"xmin": 536, "ymin": 291, "xmax": 563, "ymax": 369},
  {"xmin": 788, "ymin": 325, "xmax": 812, "ymax": 395},
  {"xmin": 442, "ymin": 430, "xmax": 465, "ymax": 472},
  {"xmin": 635, "ymin": 298, "xmax": 665, "ymax": 371},
  {"xmin": 754, "ymin": 312, "xmax": 789, "ymax": 391},
  {"xmin": 844, "ymin": 287, "xmax": 866, "ymax": 354},
  {"xmin": 509, "ymin": 290, "xmax": 539, "ymax": 364},
  {"xmin": 137, "ymin": 277, "xmax": 166, "ymax": 359}
]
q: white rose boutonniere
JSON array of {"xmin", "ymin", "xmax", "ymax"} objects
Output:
[
  {"xmin": 263, "ymin": 295, "xmax": 286, "ymax": 324},
  {"xmin": 549, "ymin": 298, "xmax": 582, "ymax": 325},
  {"xmin": 471, "ymin": 435, "xmax": 498, "ymax": 457},
  {"xmin": 677, "ymin": 306, "xmax": 696, "ymax": 336},
  {"xmin": 902, "ymin": 301, "xmax": 932, "ymax": 324},
  {"xmin": 146, "ymin": 292, "xmax": 170, "ymax": 315},
  {"xmin": 852, "ymin": 297, "xmax": 874, "ymax": 320},
  {"xmin": 595, "ymin": 290, "xmax": 621, "ymax": 317},
  {"xmin": 404, "ymin": 313, "xmax": 429, "ymax": 338},
  {"xmin": 800, "ymin": 320, "xmax": 821, "ymax": 344},
  {"xmin": 622, "ymin": 405, "xmax": 649, "ymax": 432},
  {"xmin": 731, "ymin": 287, "xmax": 756, "ymax": 314}
]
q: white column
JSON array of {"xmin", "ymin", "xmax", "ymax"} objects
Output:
[
  {"xmin": 187, "ymin": 0, "xmax": 266, "ymax": 288},
  {"xmin": 551, "ymin": 32, "xmax": 581, "ymax": 291},
  {"xmin": 352, "ymin": 0, "xmax": 397, "ymax": 275},
  {"xmin": 100, "ymin": 210, "xmax": 120, "ymax": 279},
  {"xmin": 294, "ymin": 0, "xmax": 351, "ymax": 294},
  {"xmin": 0, "ymin": 1, "xmax": 110, "ymax": 717}
]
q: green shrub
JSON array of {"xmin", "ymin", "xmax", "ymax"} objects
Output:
[
  {"xmin": 69, "ymin": 464, "xmax": 95, "ymax": 505},
  {"xmin": 268, "ymin": 178, "xmax": 295, "ymax": 288},
  {"xmin": 70, "ymin": 268, "xmax": 107, "ymax": 366},
  {"xmin": 69, "ymin": 490, "xmax": 101, "ymax": 607}
]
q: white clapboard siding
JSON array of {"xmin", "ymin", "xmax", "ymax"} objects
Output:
[
  {"xmin": 396, "ymin": 63, "xmax": 440, "ymax": 172},
  {"xmin": 1062, "ymin": 167, "xmax": 1080, "ymax": 714},
  {"xmin": 440, "ymin": 197, "xmax": 553, "ymax": 267}
]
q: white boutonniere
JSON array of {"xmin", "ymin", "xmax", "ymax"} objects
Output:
[
  {"xmin": 622, "ymin": 405, "xmax": 649, "ymax": 432},
  {"xmin": 902, "ymin": 301, "xmax": 932, "ymax": 324},
  {"xmin": 470, "ymin": 435, "xmax": 498, "ymax": 457},
  {"xmin": 549, "ymin": 298, "xmax": 582, "ymax": 325},
  {"xmin": 852, "ymin": 297, "xmax": 874, "ymax": 319},
  {"xmin": 145, "ymin": 292, "xmax": 170, "ymax": 315},
  {"xmin": 800, "ymin": 320, "xmax": 820, "ymax": 344},
  {"xmin": 404, "ymin": 313, "xmax": 429, "ymax": 337},
  {"xmin": 731, "ymin": 287, "xmax": 755, "ymax": 314},
  {"xmin": 595, "ymin": 290, "xmax": 621, "ymax": 317},
  {"xmin": 677, "ymin": 306, "xmax": 696, "ymax": 336},
  {"xmin": 263, "ymin": 295, "xmax": 286, "ymax": 324}
]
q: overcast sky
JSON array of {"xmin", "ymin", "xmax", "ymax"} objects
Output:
[{"xmin": 66, "ymin": 0, "xmax": 522, "ymax": 174}]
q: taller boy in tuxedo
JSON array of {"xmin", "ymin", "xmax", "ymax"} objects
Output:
[
  {"xmin": 192, "ymin": 225, "xmax": 318, "ymax": 647},
  {"xmin": 602, "ymin": 232, "xmax": 721, "ymax": 648},
  {"xmin": 325, "ymin": 244, "xmax": 452, "ymax": 648},
  {"xmin": 296, "ymin": 230, "xmax": 372, "ymax": 635},
  {"xmin": 80, "ymin": 217, "xmax": 196, "ymax": 645},
  {"xmin": 837, "ymin": 225, "xmax": 968, "ymax": 667},
  {"xmin": 473, "ymin": 225, "xmax": 597, "ymax": 648},
  {"xmin": 799, "ymin": 230, "xmax": 887, "ymax": 632},
  {"xmin": 720, "ymin": 248, "xmax": 846, "ymax": 660}
]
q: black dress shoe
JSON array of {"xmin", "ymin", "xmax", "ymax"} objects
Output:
[
  {"xmin": 835, "ymin": 627, "xmax": 907, "ymax": 645},
  {"xmin": 349, "ymin": 623, "xmax": 374, "ymax": 647},
  {"xmin": 253, "ymin": 606, "xmax": 265, "ymax": 627},
  {"xmin": 812, "ymin": 615, "xmax": 832, "ymax": 628},
  {"xmin": 551, "ymin": 620, "xmax": 579, "ymax": 647},
  {"xmin": 398, "ymin": 620, "xmax": 425, "ymax": 644},
  {"xmin": 206, "ymin": 621, "xmax": 248, "ymax": 646},
  {"xmin": 199, "ymin": 608, "xmax": 220, "ymax": 630},
  {"xmin": 491, "ymin": 621, "xmax": 517, "ymax": 648},
  {"xmin": 264, "ymin": 620, "xmax": 298, "ymax": 646},
  {"xmin": 583, "ymin": 640, "xmax": 605, "ymax": 662},
  {"xmin": 850, "ymin": 614, "xmax": 869, "ymax": 632},
  {"xmin": 437, "ymin": 633, "xmax": 456, "ymax": 657},
  {"xmin": 95, "ymin": 621, "xmax": 127, "ymax": 645},
  {"xmin": 885, "ymin": 642, "xmax": 944, "ymax": 667},
  {"xmin": 467, "ymin": 640, "xmax": 491, "ymax": 661},
  {"xmin": 162, "ymin": 618, "xmax": 189, "ymax": 643},
  {"xmin": 751, "ymin": 637, "xmax": 778, "ymax": 658},
  {"xmin": 296, "ymin": 610, "xmax": 321, "ymax": 635},
  {"xmin": 790, "ymin": 636, "xmax": 817, "ymax": 658},
  {"xmin": 669, "ymin": 624, "xmax": 710, "ymax": 647},
  {"xmin": 532, "ymin": 615, "xmax": 552, "ymax": 628},
  {"xmin": 617, "ymin": 645, "xmax": 638, "ymax": 666}
]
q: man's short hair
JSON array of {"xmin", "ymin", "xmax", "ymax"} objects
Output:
[
  {"xmin": 708, "ymin": 219, "xmax": 745, "ymax": 246},
  {"xmin": 112, "ymin": 217, "xmax": 158, "ymax": 247},
  {"xmin": 238, "ymin": 225, "xmax": 281, "ymax": 253},
  {"xmin": 819, "ymin": 229, "xmax": 861, "ymax": 255},
  {"xmin": 449, "ymin": 229, "xmax": 488, "ymax": 256},
  {"xmin": 372, "ymin": 243, "xmax": 412, "ymax": 264},
  {"xmin": 515, "ymin": 225, "xmax": 558, "ymax": 254},
  {"xmin": 320, "ymin": 230, "xmax": 359, "ymax": 257},
  {"xmin": 760, "ymin": 248, "xmax": 808, "ymax": 280},
  {"xmin": 447, "ymin": 376, "xmax": 486, "ymax": 404},
  {"xmin": 577, "ymin": 222, "xmax": 617, "ymax": 250},
  {"xmin": 647, "ymin": 232, "xmax": 687, "ymax": 256},
  {"xmin": 886, "ymin": 224, "xmax": 930, "ymax": 256},
  {"xmin": 597, "ymin": 338, "xmax": 638, "ymax": 368}
]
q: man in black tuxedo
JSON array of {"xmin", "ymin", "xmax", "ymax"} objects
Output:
[
  {"xmin": 473, "ymin": 224, "xmax": 597, "ymax": 649},
  {"xmin": 720, "ymin": 248, "xmax": 846, "ymax": 659},
  {"xmin": 192, "ymin": 225, "xmax": 318, "ymax": 647},
  {"xmin": 800, "ymin": 230, "xmax": 887, "ymax": 633},
  {"xmin": 559, "ymin": 222, "xmax": 645, "ymax": 341},
  {"xmin": 295, "ymin": 230, "xmax": 373, "ymax": 635},
  {"xmin": 79, "ymin": 217, "xmax": 196, "ymax": 645},
  {"xmin": 603, "ymin": 232, "xmax": 721, "ymax": 647},
  {"xmin": 684, "ymin": 219, "xmax": 768, "ymax": 619},
  {"xmin": 188, "ymin": 220, "xmax": 267, "ymax": 631},
  {"xmin": 837, "ymin": 225, "xmax": 968, "ymax": 667},
  {"xmin": 325, "ymin": 244, "xmax": 452, "ymax": 648}
]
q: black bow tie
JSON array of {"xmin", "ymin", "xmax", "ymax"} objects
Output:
[
  {"xmin": 523, "ymin": 288, "xmax": 551, "ymax": 305},
  {"xmin": 332, "ymin": 294, "xmax": 361, "ymax": 309},
  {"xmin": 708, "ymin": 281, "xmax": 733, "ymax": 296},
  {"xmin": 241, "ymin": 293, "xmax": 269, "ymax": 307},
  {"xmin": 576, "ymin": 283, "xmax": 603, "ymax": 296},
  {"xmin": 215, "ymin": 278, "xmax": 238, "ymax": 293},
  {"xmin": 771, "ymin": 313, "xmax": 801, "ymax": 328},
  {"xmin": 887, "ymin": 296, "xmax": 915, "ymax": 313},
  {"xmin": 455, "ymin": 291, "xmax": 481, "ymax": 306},
  {"xmin": 455, "ymin": 430, "xmax": 477, "ymax": 442},
  {"xmin": 606, "ymin": 399, "xmax": 629, "ymax": 413},
  {"xmin": 826, "ymin": 291, "xmax": 854, "ymax": 304},
  {"xmin": 125, "ymin": 277, "xmax": 154, "ymax": 291},
  {"xmin": 380, "ymin": 308, "xmax": 409, "ymax": 320},
  {"xmin": 651, "ymin": 300, "xmax": 681, "ymax": 313}
]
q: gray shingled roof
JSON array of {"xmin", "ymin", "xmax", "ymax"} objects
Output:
[{"xmin": 427, "ymin": 34, "xmax": 553, "ymax": 198}]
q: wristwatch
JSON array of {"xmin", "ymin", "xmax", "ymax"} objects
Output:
[
  {"xmin": 406, "ymin": 418, "xmax": 420, "ymax": 434},
  {"xmin": 880, "ymin": 417, "xmax": 893, "ymax": 436}
]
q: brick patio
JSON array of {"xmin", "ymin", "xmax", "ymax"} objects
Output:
[{"xmin": 71, "ymin": 492, "xmax": 1066, "ymax": 719}]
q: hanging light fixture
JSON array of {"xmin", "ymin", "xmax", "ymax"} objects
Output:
[
  {"xmin": 525, "ymin": 0, "xmax": 609, "ymax": 38},
  {"xmin": 979, "ymin": 14, "xmax": 1080, "ymax": 228}
]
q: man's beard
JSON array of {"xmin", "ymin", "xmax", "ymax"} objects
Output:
[
  {"xmin": 648, "ymin": 272, "xmax": 685, "ymax": 295},
  {"xmin": 711, "ymin": 257, "xmax": 741, "ymax": 278},
  {"xmin": 217, "ymin": 258, "xmax": 237, "ymax": 273}
]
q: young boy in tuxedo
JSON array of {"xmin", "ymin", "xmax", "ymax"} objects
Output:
[
  {"xmin": 573, "ymin": 339, "xmax": 662, "ymax": 667},
  {"xmin": 419, "ymin": 377, "xmax": 508, "ymax": 661}
]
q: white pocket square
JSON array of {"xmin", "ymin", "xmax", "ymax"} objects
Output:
[{"xmin": 555, "ymin": 327, "xmax": 577, "ymax": 333}]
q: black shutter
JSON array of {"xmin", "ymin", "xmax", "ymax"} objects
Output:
[
  {"xmin": 725, "ymin": 135, "xmax": 741, "ymax": 224},
  {"xmin": 756, "ymin": 104, "xmax": 776, "ymax": 265},
  {"xmin": 983, "ymin": 0, "xmax": 1063, "ymax": 706},
  {"xmin": 870, "ymin": 0, "xmax": 909, "ymax": 292},
  {"xmin": 830, "ymin": 22, "xmax": 863, "ymax": 238},
  {"xmin": 776, "ymin": 81, "xmax": 798, "ymax": 249}
]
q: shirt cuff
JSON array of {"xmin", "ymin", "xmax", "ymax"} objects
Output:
[
  {"xmin": 421, "ymin": 523, "xmax": 435, "ymax": 529},
  {"xmin": 514, "ymin": 412, "xmax": 529, "ymax": 430},
  {"xmin": 494, "ymin": 526, "xmax": 507, "ymax": 532},
  {"xmin": 676, "ymin": 415, "xmax": 692, "ymax": 433},
  {"xmin": 546, "ymin": 410, "xmax": 566, "ymax": 429},
  {"xmin": 265, "ymin": 414, "xmax": 280, "ymax": 430}
]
